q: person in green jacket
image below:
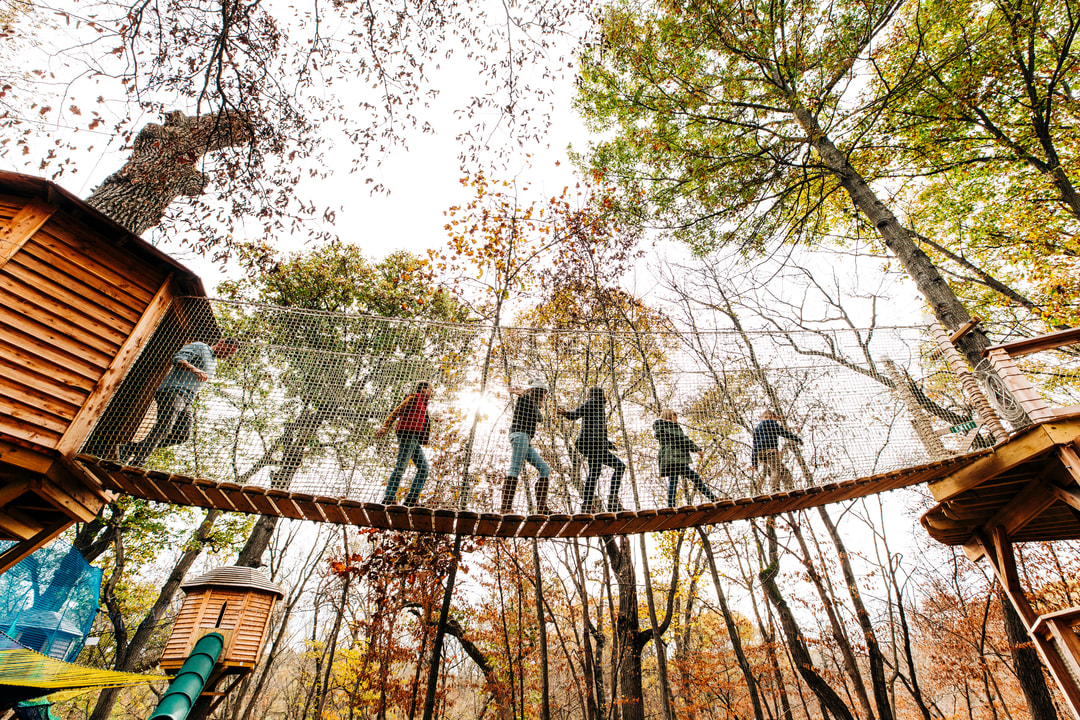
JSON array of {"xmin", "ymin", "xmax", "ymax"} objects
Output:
[{"xmin": 653, "ymin": 409, "xmax": 718, "ymax": 507}]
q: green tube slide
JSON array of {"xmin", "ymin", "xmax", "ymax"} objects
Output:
[{"xmin": 148, "ymin": 632, "xmax": 225, "ymax": 720}]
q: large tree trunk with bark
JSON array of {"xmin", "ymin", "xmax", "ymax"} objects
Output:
[
  {"xmin": 758, "ymin": 519, "xmax": 857, "ymax": 720},
  {"xmin": 698, "ymin": 528, "xmax": 766, "ymax": 720},
  {"xmin": 817, "ymin": 507, "xmax": 895, "ymax": 720},
  {"xmin": 85, "ymin": 110, "xmax": 251, "ymax": 236},
  {"xmin": 999, "ymin": 590, "xmax": 1059, "ymax": 720},
  {"xmin": 604, "ymin": 535, "xmax": 647, "ymax": 720},
  {"xmin": 788, "ymin": 102, "xmax": 989, "ymax": 369}
]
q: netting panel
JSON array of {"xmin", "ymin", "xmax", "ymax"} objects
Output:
[
  {"xmin": 0, "ymin": 540, "xmax": 103, "ymax": 663},
  {"xmin": 83, "ymin": 298, "xmax": 984, "ymax": 515}
]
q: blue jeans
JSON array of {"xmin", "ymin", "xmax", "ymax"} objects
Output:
[
  {"xmin": 122, "ymin": 388, "xmax": 194, "ymax": 465},
  {"xmin": 582, "ymin": 449, "xmax": 625, "ymax": 512},
  {"xmin": 508, "ymin": 432, "xmax": 550, "ymax": 479},
  {"xmin": 383, "ymin": 431, "xmax": 428, "ymax": 506},
  {"xmin": 665, "ymin": 467, "xmax": 716, "ymax": 507}
]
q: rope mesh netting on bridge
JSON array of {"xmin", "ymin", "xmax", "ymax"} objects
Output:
[{"xmin": 79, "ymin": 297, "xmax": 1020, "ymax": 517}]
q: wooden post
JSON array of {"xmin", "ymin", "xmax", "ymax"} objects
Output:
[
  {"xmin": 929, "ymin": 322, "xmax": 1009, "ymax": 442},
  {"xmin": 0, "ymin": 520, "xmax": 72, "ymax": 574},
  {"xmin": 974, "ymin": 528, "xmax": 1080, "ymax": 720},
  {"xmin": 884, "ymin": 359, "xmax": 949, "ymax": 460}
]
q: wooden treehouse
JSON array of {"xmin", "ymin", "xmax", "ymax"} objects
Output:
[
  {"xmin": 0, "ymin": 170, "xmax": 212, "ymax": 573},
  {"xmin": 922, "ymin": 326, "xmax": 1080, "ymax": 719},
  {"xmin": 160, "ymin": 566, "xmax": 284, "ymax": 684}
]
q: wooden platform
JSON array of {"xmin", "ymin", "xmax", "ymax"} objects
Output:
[
  {"xmin": 77, "ymin": 451, "xmax": 990, "ymax": 538},
  {"xmin": 922, "ymin": 417, "xmax": 1080, "ymax": 552}
]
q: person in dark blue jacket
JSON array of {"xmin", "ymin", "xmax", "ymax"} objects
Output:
[
  {"xmin": 750, "ymin": 410, "xmax": 802, "ymax": 492},
  {"xmin": 558, "ymin": 387, "xmax": 625, "ymax": 513}
]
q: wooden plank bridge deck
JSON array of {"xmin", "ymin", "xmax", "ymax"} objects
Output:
[{"xmin": 77, "ymin": 451, "xmax": 992, "ymax": 538}]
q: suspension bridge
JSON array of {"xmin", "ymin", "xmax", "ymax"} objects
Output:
[
  {"xmin": 7, "ymin": 169, "xmax": 1080, "ymax": 717},
  {"xmin": 64, "ymin": 297, "xmax": 1036, "ymax": 538}
]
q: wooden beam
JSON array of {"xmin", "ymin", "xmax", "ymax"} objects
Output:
[
  {"xmin": 986, "ymin": 327, "xmax": 1080, "ymax": 358},
  {"xmin": 0, "ymin": 439, "xmax": 55, "ymax": 474},
  {"xmin": 1049, "ymin": 484, "xmax": 1080, "ymax": 514},
  {"xmin": 977, "ymin": 476, "xmax": 1059, "ymax": 540},
  {"xmin": 44, "ymin": 461, "xmax": 110, "ymax": 519},
  {"xmin": 56, "ymin": 274, "xmax": 176, "ymax": 457},
  {"xmin": 0, "ymin": 197, "xmax": 57, "ymax": 268},
  {"xmin": 1033, "ymin": 607, "xmax": 1080, "ymax": 635},
  {"xmin": 927, "ymin": 423, "xmax": 1059, "ymax": 502},
  {"xmin": 949, "ymin": 317, "xmax": 982, "ymax": 344},
  {"xmin": 0, "ymin": 519, "xmax": 71, "ymax": 573},
  {"xmin": 0, "ymin": 504, "xmax": 45, "ymax": 540},
  {"xmin": 988, "ymin": 527, "xmax": 1034, "ymax": 619},
  {"xmin": 0, "ymin": 477, "xmax": 36, "ymax": 510}
]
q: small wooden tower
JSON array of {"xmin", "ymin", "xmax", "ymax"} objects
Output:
[
  {"xmin": 160, "ymin": 566, "xmax": 284, "ymax": 675},
  {"xmin": 0, "ymin": 171, "xmax": 209, "ymax": 573}
]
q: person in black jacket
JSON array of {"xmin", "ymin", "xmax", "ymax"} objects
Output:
[
  {"xmin": 654, "ymin": 409, "xmax": 717, "ymax": 507},
  {"xmin": 558, "ymin": 387, "xmax": 625, "ymax": 513},
  {"xmin": 501, "ymin": 377, "xmax": 552, "ymax": 514}
]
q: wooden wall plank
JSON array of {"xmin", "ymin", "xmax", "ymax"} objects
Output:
[
  {"xmin": 0, "ymin": 197, "xmax": 57, "ymax": 268},
  {"xmin": 0, "ymin": 272, "xmax": 131, "ymax": 345},
  {"xmin": 6, "ymin": 253, "xmax": 143, "ymax": 324},
  {"xmin": 0, "ymin": 306, "xmax": 114, "ymax": 368},
  {"xmin": 23, "ymin": 237, "xmax": 153, "ymax": 309},
  {"xmin": 0, "ymin": 337, "xmax": 96, "ymax": 394},
  {"xmin": 0, "ymin": 393, "xmax": 70, "ymax": 434},
  {"xmin": 0, "ymin": 355, "xmax": 87, "ymax": 407},
  {"xmin": 57, "ymin": 277, "xmax": 176, "ymax": 456},
  {"xmin": 0, "ymin": 285, "xmax": 126, "ymax": 352},
  {"xmin": 0, "ymin": 321, "xmax": 104, "ymax": 381},
  {"xmin": 32, "ymin": 228, "xmax": 155, "ymax": 304},
  {"xmin": 44, "ymin": 214, "xmax": 164, "ymax": 294},
  {"xmin": 0, "ymin": 374, "xmax": 81, "ymax": 421}
]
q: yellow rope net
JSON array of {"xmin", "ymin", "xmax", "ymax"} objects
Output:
[{"xmin": 0, "ymin": 648, "xmax": 162, "ymax": 690}]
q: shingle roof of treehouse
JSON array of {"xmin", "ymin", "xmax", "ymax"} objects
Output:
[{"xmin": 70, "ymin": 296, "xmax": 1075, "ymax": 538}]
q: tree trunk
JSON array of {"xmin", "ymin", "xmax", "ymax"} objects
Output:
[
  {"xmin": 604, "ymin": 535, "xmax": 647, "ymax": 720},
  {"xmin": 999, "ymin": 589, "xmax": 1058, "ymax": 720},
  {"xmin": 532, "ymin": 539, "xmax": 551, "ymax": 720},
  {"xmin": 789, "ymin": 519, "xmax": 875, "ymax": 720},
  {"xmin": 638, "ymin": 531, "xmax": 677, "ymax": 720},
  {"xmin": 817, "ymin": 507, "xmax": 895, "ymax": 720},
  {"xmin": 758, "ymin": 519, "xmax": 857, "ymax": 720},
  {"xmin": 698, "ymin": 528, "xmax": 767, "ymax": 720},
  {"xmin": 788, "ymin": 102, "xmax": 989, "ymax": 369},
  {"xmin": 442, "ymin": 616, "xmax": 514, "ymax": 720},
  {"xmin": 235, "ymin": 515, "xmax": 279, "ymax": 568},
  {"xmin": 85, "ymin": 111, "xmax": 251, "ymax": 236}
]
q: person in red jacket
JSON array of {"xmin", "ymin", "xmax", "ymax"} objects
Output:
[{"xmin": 375, "ymin": 381, "xmax": 433, "ymax": 506}]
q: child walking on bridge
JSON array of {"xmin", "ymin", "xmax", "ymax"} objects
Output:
[
  {"xmin": 558, "ymin": 387, "xmax": 625, "ymax": 513},
  {"xmin": 654, "ymin": 409, "xmax": 717, "ymax": 507},
  {"xmin": 375, "ymin": 381, "xmax": 433, "ymax": 507}
]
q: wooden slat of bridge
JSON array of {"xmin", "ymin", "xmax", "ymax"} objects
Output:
[{"xmin": 76, "ymin": 452, "xmax": 991, "ymax": 538}]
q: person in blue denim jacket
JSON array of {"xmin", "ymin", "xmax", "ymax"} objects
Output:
[{"xmin": 118, "ymin": 338, "xmax": 238, "ymax": 466}]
